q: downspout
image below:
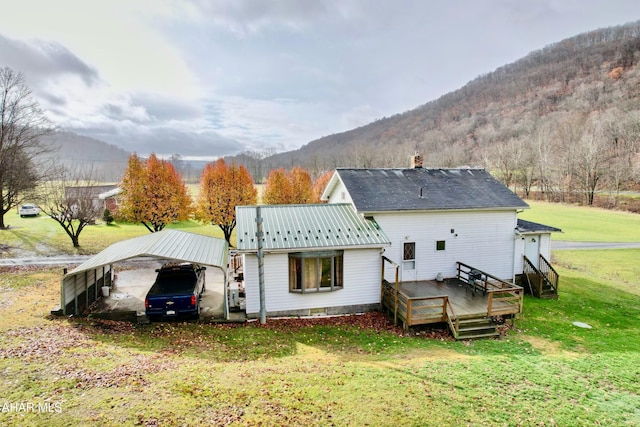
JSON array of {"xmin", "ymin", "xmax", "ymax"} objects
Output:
[{"xmin": 256, "ymin": 206, "xmax": 266, "ymax": 324}]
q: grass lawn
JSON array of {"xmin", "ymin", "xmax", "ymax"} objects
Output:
[
  {"xmin": 1, "ymin": 200, "xmax": 639, "ymax": 425},
  {"xmin": 0, "ymin": 209, "xmax": 230, "ymax": 257},
  {"xmin": 1, "ymin": 252, "xmax": 639, "ymax": 426},
  {"xmin": 519, "ymin": 200, "xmax": 640, "ymax": 242}
]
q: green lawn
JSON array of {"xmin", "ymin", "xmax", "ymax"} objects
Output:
[
  {"xmin": 0, "ymin": 258, "xmax": 639, "ymax": 426},
  {"xmin": 1, "ymin": 201, "xmax": 639, "ymax": 425},
  {"xmin": 520, "ymin": 200, "xmax": 640, "ymax": 242},
  {"xmin": 0, "ymin": 209, "xmax": 229, "ymax": 257}
]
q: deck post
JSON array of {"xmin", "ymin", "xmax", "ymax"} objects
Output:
[
  {"xmin": 406, "ymin": 298, "xmax": 412, "ymax": 330},
  {"xmin": 394, "ymin": 266, "xmax": 399, "ymax": 327},
  {"xmin": 442, "ymin": 295, "xmax": 448, "ymax": 321},
  {"xmin": 487, "ymin": 293, "xmax": 493, "ymax": 316}
]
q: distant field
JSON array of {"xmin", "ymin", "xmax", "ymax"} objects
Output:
[{"xmin": 519, "ymin": 200, "xmax": 640, "ymax": 242}]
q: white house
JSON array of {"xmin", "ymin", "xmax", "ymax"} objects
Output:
[
  {"xmin": 235, "ymin": 162, "xmax": 560, "ymax": 326},
  {"xmin": 235, "ymin": 203, "xmax": 390, "ymax": 318},
  {"xmin": 321, "ymin": 165, "xmax": 559, "ymax": 287}
]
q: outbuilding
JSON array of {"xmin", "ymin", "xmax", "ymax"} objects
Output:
[{"xmin": 57, "ymin": 229, "xmax": 228, "ymax": 318}]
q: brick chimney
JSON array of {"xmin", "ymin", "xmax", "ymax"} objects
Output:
[{"xmin": 410, "ymin": 153, "xmax": 423, "ymax": 169}]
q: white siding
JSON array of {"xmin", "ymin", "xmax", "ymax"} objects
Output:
[
  {"xmin": 325, "ymin": 179, "xmax": 354, "ymax": 205},
  {"xmin": 513, "ymin": 233, "xmax": 553, "ymax": 274},
  {"xmin": 377, "ymin": 210, "xmax": 518, "ymax": 282},
  {"xmin": 244, "ymin": 248, "xmax": 382, "ymax": 316}
]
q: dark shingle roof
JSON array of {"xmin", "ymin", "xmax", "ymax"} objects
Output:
[
  {"xmin": 336, "ymin": 168, "xmax": 529, "ymax": 212},
  {"xmin": 516, "ymin": 219, "xmax": 562, "ymax": 233}
]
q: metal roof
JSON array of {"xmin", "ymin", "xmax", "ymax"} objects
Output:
[
  {"xmin": 516, "ymin": 219, "xmax": 562, "ymax": 234},
  {"xmin": 329, "ymin": 168, "xmax": 529, "ymax": 213},
  {"xmin": 68, "ymin": 229, "xmax": 229, "ymax": 275},
  {"xmin": 236, "ymin": 203, "xmax": 390, "ymax": 252}
]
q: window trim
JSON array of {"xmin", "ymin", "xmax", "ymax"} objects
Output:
[{"xmin": 289, "ymin": 251, "xmax": 344, "ymax": 293}]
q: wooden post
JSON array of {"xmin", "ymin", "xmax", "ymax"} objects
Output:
[
  {"xmin": 406, "ymin": 298, "xmax": 412, "ymax": 330},
  {"xmin": 442, "ymin": 296, "xmax": 448, "ymax": 321},
  {"xmin": 394, "ymin": 265, "xmax": 399, "ymax": 326},
  {"xmin": 487, "ymin": 293, "xmax": 493, "ymax": 316}
]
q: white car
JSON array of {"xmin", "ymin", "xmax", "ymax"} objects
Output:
[{"xmin": 19, "ymin": 204, "xmax": 40, "ymax": 217}]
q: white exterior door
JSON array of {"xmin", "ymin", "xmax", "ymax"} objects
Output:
[
  {"xmin": 402, "ymin": 242, "xmax": 417, "ymax": 281},
  {"xmin": 525, "ymin": 236, "xmax": 540, "ymax": 266}
]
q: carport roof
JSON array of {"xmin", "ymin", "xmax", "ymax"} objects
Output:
[{"xmin": 68, "ymin": 229, "xmax": 228, "ymax": 275}]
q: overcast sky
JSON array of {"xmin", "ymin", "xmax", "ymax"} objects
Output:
[{"xmin": 0, "ymin": 1, "xmax": 638, "ymax": 160}]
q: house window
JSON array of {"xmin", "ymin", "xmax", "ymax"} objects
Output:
[
  {"xmin": 289, "ymin": 251, "xmax": 343, "ymax": 293},
  {"xmin": 403, "ymin": 242, "xmax": 415, "ymax": 270},
  {"xmin": 436, "ymin": 240, "xmax": 446, "ymax": 251}
]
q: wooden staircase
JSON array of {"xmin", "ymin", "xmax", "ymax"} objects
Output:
[
  {"xmin": 454, "ymin": 316, "xmax": 500, "ymax": 340},
  {"xmin": 523, "ymin": 255, "xmax": 559, "ymax": 299}
]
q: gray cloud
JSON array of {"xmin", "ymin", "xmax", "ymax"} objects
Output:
[
  {"xmin": 0, "ymin": 34, "xmax": 99, "ymax": 88},
  {"xmin": 71, "ymin": 124, "xmax": 243, "ymax": 158}
]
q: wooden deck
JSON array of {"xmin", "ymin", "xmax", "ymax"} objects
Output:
[
  {"xmin": 381, "ymin": 259, "xmax": 524, "ymax": 339},
  {"xmin": 398, "ymin": 279, "xmax": 493, "ymax": 318}
]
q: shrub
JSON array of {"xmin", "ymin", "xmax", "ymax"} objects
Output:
[{"xmin": 102, "ymin": 208, "xmax": 114, "ymax": 225}]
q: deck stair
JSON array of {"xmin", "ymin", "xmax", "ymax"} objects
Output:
[
  {"xmin": 523, "ymin": 255, "xmax": 559, "ymax": 299},
  {"xmin": 454, "ymin": 316, "xmax": 500, "ymax": 340}
]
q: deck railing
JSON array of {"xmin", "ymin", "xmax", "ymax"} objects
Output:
[
  {"xmin": 523, "ymin": 255, "xmax": 559, "ymax": 297},
  {"xmin": 381, "ymin": 280, "xmax": 449, "ymax": 329},
  {"xmin": 445, "ymin": 298, "xmax": 459, "ymax": 337},
  {"xmin": 457, "ymin": 262, "xmax": 523, "ymax": 316},
  {"xmin": 539, "ymin": 254, "xmax": 559, "ymax": 293}
]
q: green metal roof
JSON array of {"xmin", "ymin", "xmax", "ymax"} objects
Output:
[
  {"xmin": 68, "ymin": 229, "xmax": 229, "ymax": 275},
  {"xmin": 236, "ymin": 203, "xmax": 390, "ymax": 252}
]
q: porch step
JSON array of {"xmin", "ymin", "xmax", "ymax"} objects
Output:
[{"xmin": 455, "ymin": 318, "xmax": 499, "ymax": 340}]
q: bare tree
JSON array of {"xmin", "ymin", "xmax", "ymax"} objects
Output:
[
  {"xmin": 0, "ymin": 67, "xmax": 54, "ymax": 229},
  {"xmin": 38, "ymin": 166, "xmax": 104, "ymax": 248}
]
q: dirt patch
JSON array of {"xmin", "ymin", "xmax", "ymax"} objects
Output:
[{"xmin": 520, "ymin": 335, "xmax": 581, "ymax": 358}]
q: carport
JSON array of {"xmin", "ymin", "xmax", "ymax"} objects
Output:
[{"xmin": 58, "ymin": 229, "xmax": 229, "ymax": 320}]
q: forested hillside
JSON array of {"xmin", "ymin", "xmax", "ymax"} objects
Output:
[
  {"xmin": 40, "ymin": 131, "xmax": 130, "ymax": 182},
  {"xmin": 238, "ymin": 20, "xmax": 640, "ymax": 208}
]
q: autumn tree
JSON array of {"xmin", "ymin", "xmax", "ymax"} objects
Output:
[
  {"xmin": 312, "ymin": 171, "xmax": 333, "ymax": 203},
  {"xmin": 263, "ymin": 167, "xmax": 315, "ymax": 204},
  {"xmin": 0, "ymin": 67, "xmax": 54, "ymax": 229},
  {"xmin": 196, "ymin": 159, "xmax": 257, "ymax": 245},
  {"xmin": 262, "ymin": 168, "xmax": 292, "ymax": 204},
  {"xmin": 119, "ymin": 153, "xmax": 192, "ymax": 232},
  {"xmin": 38, "ymin": 165, "xmax": 104, "ymax": 248}
]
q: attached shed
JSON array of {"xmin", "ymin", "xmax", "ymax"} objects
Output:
[
  {"xmin": 59, "ymin": 229, "xmax": 228, "ymax": 317},
  {"xmin": 235, "ymin": 203, "xmax": 390, "ymax": 318}
]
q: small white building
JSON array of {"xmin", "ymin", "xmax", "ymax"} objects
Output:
[{"xmin": 235, "ymin": 204, "xmax": 390, "ymax": 318}]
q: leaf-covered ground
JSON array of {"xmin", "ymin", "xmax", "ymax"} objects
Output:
[{"xmin": 1, "ymin": 266, "xmax": 639, "ymax": 426}]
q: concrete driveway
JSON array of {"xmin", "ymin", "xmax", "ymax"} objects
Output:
[{"xmin": 94, "ymin": 260, "xmax": 225, "ymax": 321}]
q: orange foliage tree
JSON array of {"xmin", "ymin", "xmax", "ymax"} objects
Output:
[
  {"xmin": 196, "ymin": 159, "xmax": 257, "ymax": 245},
  {"xmin": 312, "ymin": 170, "xmax": 333, "ymax": 203},
  {"xmin": 119, "ymin": 153, "xmax": 192, "ymax": 232},
  {"xmin": 263, "ymin": 167, "xmax": 317, "ymax": 204}
]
